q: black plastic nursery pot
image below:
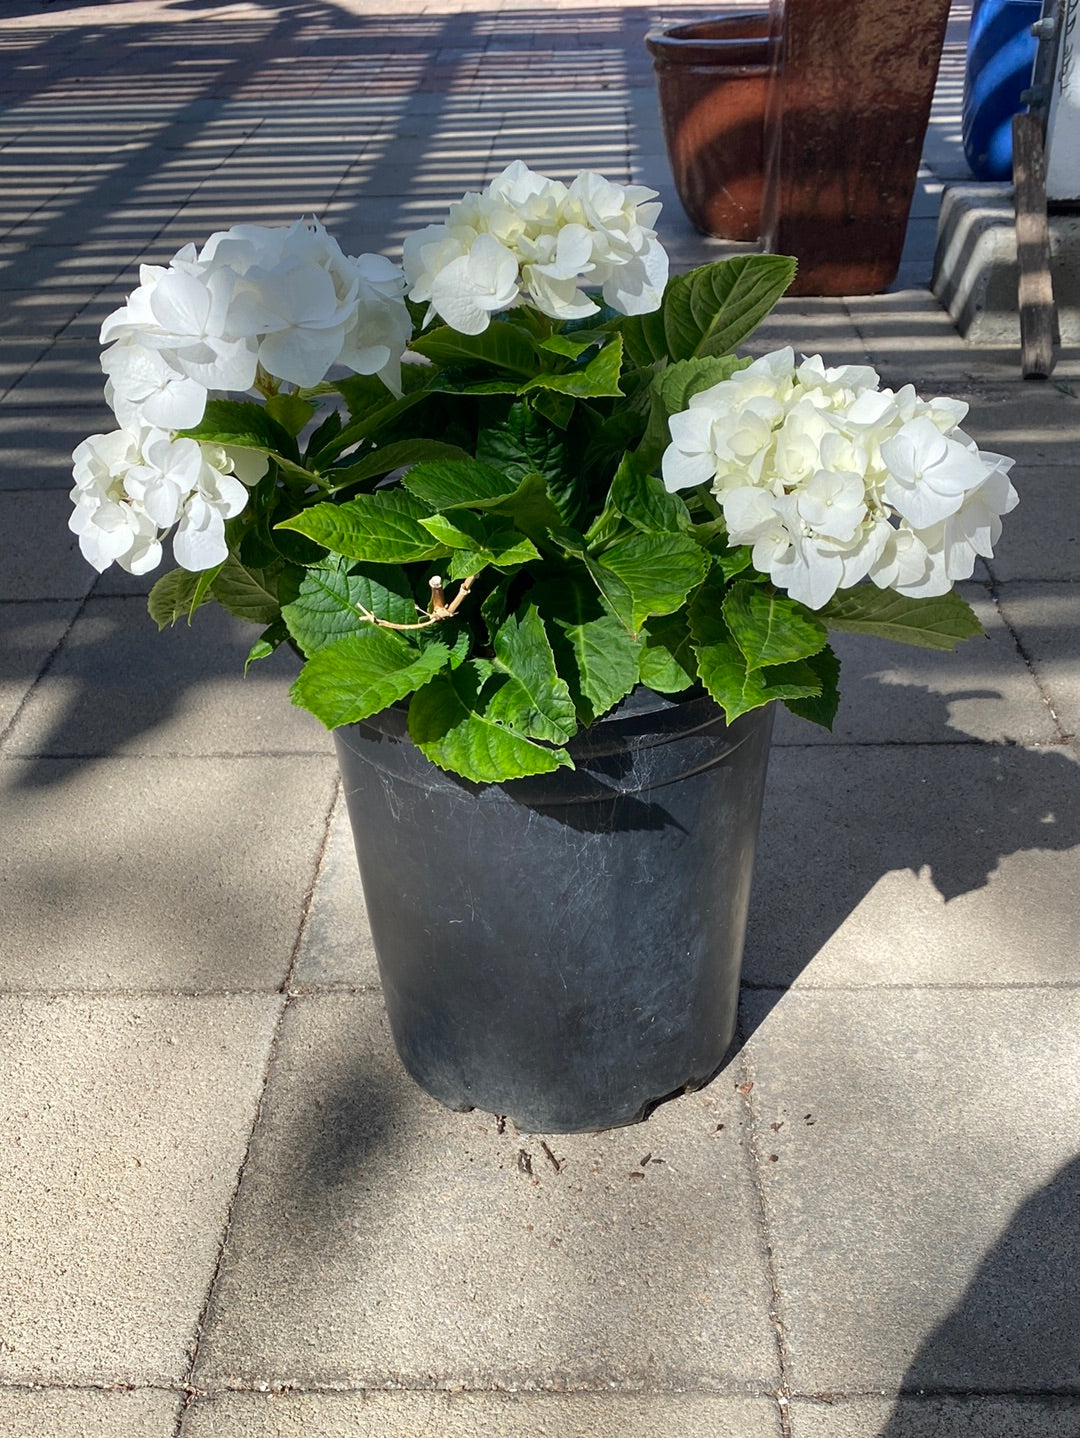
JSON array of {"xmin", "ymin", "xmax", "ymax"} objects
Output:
[{"xmin": 334, "ymin": 687, "xmax": 775, "ymax": 1133}]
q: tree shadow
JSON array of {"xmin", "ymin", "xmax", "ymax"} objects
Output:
[
  {"xmin": 879, "ymin": 1155, "xmax": 1080, "ymax": 1426},
  {"xmin": 741, "ymin": 677, "xmax": 1080, "ymax": 1037}
]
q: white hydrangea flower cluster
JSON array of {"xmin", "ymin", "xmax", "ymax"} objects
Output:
[
  {"xmin": 70, "ymin": 219, "xmax": 412, "ymax": 574},
  {"xmin": 403, "ymin": 161, "xmax": 669, "ymax": 334},
  {"xmin": 70, "ymin": 425, "xmax": 268, "ymax": 574},
  {"xmin": 662, "ymin": 347, "xmax": 1019, "ymax": 611}
]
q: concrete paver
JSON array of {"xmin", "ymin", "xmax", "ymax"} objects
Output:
[
  {"xmin": 0, "ymin": 0, "xmax": 1076, "ymax": 1426},
  {"xmin": 996, "ymin": 584, "xmax": 1080, "ymax": 738},
  {"xmin": 4, "ymin": 596, "xmax": 332, "ymax": 758},
  {"xmin": 745, "ymin": 744, "xmax": 1080, "ymax": 989},
  {"xmin": 182, "ymin": 1391, "xmax": 783, "ymax": 1437},
  {"xmin": 743, "ymin": 989, "xmax": 1080, "ymax": 1395},
  {"xmin": 0, "ymin": 597, "xmax": 80, "ymax": 731},
  {"xmin": 291, "ymin": 789, "xmax": 380, "ymax": 990},
  {"xmin": 788, "ymin": 1396, "xmax": 1080, "ymax": 1438},
  {"xmin": 772, "ymin": 583, "xmax": 1058, "ymax": 747},
  {"xmin": 0, "ymin": 994, "xmax": 281, "ymax": 1384},
  {"xmin": 0, "ymin": 755, "xmax": 336, "ymax": 992},
  {"xmin": 192, "ymin": 994, "xmax": 780, "ymax": 1392},
  {"xmin": 0, "ymin": 1387, "xmax": 182, "ymax": 1437}
]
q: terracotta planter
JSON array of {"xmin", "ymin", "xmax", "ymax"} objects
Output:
[
  {"xmin": 646, "ymin": 12, "xmax": 781, "ymax": 241},
  {"xmin": 334, "ymin": 689, "xmax": 775, "ymax": 1133},
  {"xmin": 762, "ymin": 0, "xmax": 953, "ymax": 294}
]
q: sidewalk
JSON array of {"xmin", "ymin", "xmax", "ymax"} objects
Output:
[{"xmin": 1, "ymin": 2, "xmax": 1078, "ymax": 1435}]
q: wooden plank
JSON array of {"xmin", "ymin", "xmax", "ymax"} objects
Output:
[{"xmin": 1012, "ymin": 111, "xmax": 1057, "ymax": 379}]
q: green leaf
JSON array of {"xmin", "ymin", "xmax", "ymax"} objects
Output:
[
  {"xmin": 529, "ymin": 388, "xmax": 575, "ymax": 430},
  {"xmin": 618, "ymin": 307, "xmax": 668, "ymax": 367},
  {"xmin": 488, "ymin": 604, "xmax": 577, "ymax": 743},
  {"xmin": 304, "ymin": 407, "xmax": 342, "ymax": 463},
  {"xmin": 409, "ymin": 322, "xmax": 538, "ymax": 376},
  {"xmin": 419, "ymin": 510, "xmax": 541, "ymax": 574},
  {"xmin": 266, "ymin": 392, "xmax": 316, "ymax": 438},
  {"xmin": 608, "ymin": 451, "xmax": 692, "ymax": 535},
  {"xmin": 408, "ymin": 662, "xmax": 573, "ymax": 783},
  {"xmin": 211, "ymin": 556, "xmax": 301, "ymax": 625},
  {"xmin": 722, "ymin": 580, "xmax": 828, "ymax": 669},
  {"xmin": 476, "ymin": 401, "xmax": 582, "ymax": 524},
  {"xmin": 179, "ymin": 398, "xmax": 299, "ymax": 461},
  {"xmin": 637, "ymin": 612, "xmax": 697, "ymax": 693},
  {"xmin": 401, "ymin": 458, "xmax": 515, "ymax": 510},
  {"xmin": 532, "ymin": 573, "xmax": 639, "ymax": 724},
  {"xmin": 782, "ymin": 644, "xmax": 841, "ymax": 728},
  {"xmin": 320, "ymin": 384, "xmax": 427, "ymax": 464},
  {"xmin": 539, "ymin": 333, "xmax": 597, "ymax": 360},
  {"xmin": 638, "ymin": 353, "xmax": 753, "ymax": 469},
  {"xmin": 281, "ymin": 557, "xmax": 418, "ymax": 655},
  {"xmin": 291, "ymin": 629, "xmax": 450, "ymax": 729},
  {"xmin": 147, "ymin": 567, "xmax": 214, "ymax": 630},
  {"xmin": 713, "ymin": 543, "xmax": 754, "ymax": 580},
  {"xmin": 244, "ymin": 617, "xmax": 289, "ymax": 673},
  {"xmin": 521, "ymin": 334, "xmax": 624, "ymax": 398},
  {"xmin": 689, "ymin": 572, "xmax": 819, "ymax": 720},
  {"xmin": 277, "ymin": 490, "xmax": 449, "ymax": 565},
  {"xmin": 589, "ymin": 531, "xmax": 709, "ymax": 634},
  {"xmin": 663, "ymin": 255, "xmax": 798, "ymax": 361},
  {"xmin": 324, "ymin": 439, "xmax": 472, "ymax": 492},
  {"xmin": 820, "ymin": 586, "xmax": 986, "ymax": 650},
  {"xmin": 694, "ymin": 635, "xmax": 821, "ymax": 722}
]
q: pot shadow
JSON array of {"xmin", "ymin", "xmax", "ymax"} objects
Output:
[
  {"xmin": 878, "ymin": 1155, "xmax": 1080, "ymax": 1427},
  {"xmin": 740, "ymin": 677, "xmax": 1080, "ymax": 1041}
]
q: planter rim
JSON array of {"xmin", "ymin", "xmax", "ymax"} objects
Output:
[{"xmin": 645, "ymin": 12, "xmax": 776, "ymax": 63}]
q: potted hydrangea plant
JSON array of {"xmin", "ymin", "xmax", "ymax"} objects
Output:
[{"xmin": 69, "ymin": 162, "xmax": 1017, "ymax": 1132}]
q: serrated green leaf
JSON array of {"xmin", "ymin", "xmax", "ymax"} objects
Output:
[
  {"xmin": 420, "ymin": 509, "xmax": 541, "ymax": 576},
  {"xmin": 637, "ymin": 612, "xmax": 697, "ymax": 693},
  {"xmin": 476, "ymin": 401, "xmax": 582, "ymax": 524},
  {"xmin": 178, "ymin": 398, "xmax": 299, "ymax": 462},
  {"xmin": 211, "ymin": 555, "xmax": 301, "ymax": 624},
  {"xmin": 488, "ymin": 604, "xmax": 577, "ymax": 743},
  {"xmin": 291, "ymin": 629, "xmax": 450, "ymax": 729},
  {"xmin": 418, "ymin": 618, "xmax": 471, "ymax": 669},
  {"xmin": 147, "ymin": 567, "xmax": 214, "ymax": 630},
  {"xmin": 408, "ymin": 662, "xmax": 573, "ymax": 783},
  {"xmin": 521, "ymin": 334, "xmax": 624, "ymax": 398},
  {"xmin": 820, "ymin": 586, "xmax": 986, "ymax": 650},
  {"xmin": 401, "ymin": 458, "xmax": 514, "ymax": 510},
  {"xmin": 320, "ymin": 384, "xmax": 427, "ymax": 464},
  {"xmin": 529, "ymin": 388, "xmax": 575, "ymax": 430},
  {"xmin": 266, "ymin": 392, "xmax": 316, "ymax": 437},
  {"xmin": 713, "ymin": 543, "xmax": 754, "ymax": 580},
  {"xmin": 281, "ymin": 557, "xmax": 418, "ymax": 655},
  {"xmin": 618, "ymin": 307, "xmax": 668, "ymax": 366},
  {"xmin": 663, "ymin": 255, "xmax": 797, "ymax": 361},
  {"xmin": 782, "ymin": 644, "xmax": 841, "ymax": 728},
  {"xmin": 693, "ymin": 634, "xmax": 821, "ymax": 722},
  {"xmin": 277, "ymin": 490, "xmax": 449, "ymax": 565},
  {"xmin": 244, "ymin": 617, "xmax": 289, "ymax": 673},
  {"xmin": 540, "ymin": 333, "xmax": 597, "ymax": 360},
  {"xmin": 325, "ymin": 439, "xmax": 471, "ymax": 492},
  {"xmin": 722, "ymin": 580, "xmax": 828, "ymax": 669},
  {"xmin": 589, "ymin": 531, "xmax": 709, "ymax": 634},
  {"xmin": 304, "ymin": 407, "xmax": 342, "ymax": 463},
  {"xmin": 409, "ymin": 322, "xmax": 538, "ymax": 376},
  {"xmin": 532, "ymin": 573, "xmax": 639, "ymax": 724},
  {"xmin": 608, "ymin": 451, "xmax": 692, "ymax": 535}
]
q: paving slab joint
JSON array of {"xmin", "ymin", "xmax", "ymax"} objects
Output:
[{"xmin": 731, "ymin": 1033, "xmax": 793, "ymax": 1436}]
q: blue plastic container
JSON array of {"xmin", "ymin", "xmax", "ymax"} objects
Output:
[{"xmin": 962, "ymin": 0, "xmax": 1041, "ymax": 180}]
